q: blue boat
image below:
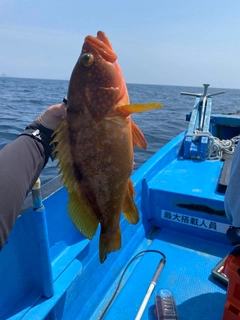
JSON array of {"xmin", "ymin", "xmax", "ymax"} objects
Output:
[{"xmin": 1, "ymin": 84, "xmax": 239, "ymax": 320}]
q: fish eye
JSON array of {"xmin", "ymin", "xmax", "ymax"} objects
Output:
[{"xmin": 80, "ymin": 53, "xmax": 94, "ymax": 67}]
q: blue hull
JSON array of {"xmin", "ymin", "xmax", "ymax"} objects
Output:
[{"xmin": 1, "ymin": 87, "xmax": 240, "ymax": 319}]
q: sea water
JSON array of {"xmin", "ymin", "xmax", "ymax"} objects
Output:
[{"xmin": 1, "ymin": 77, "xmax": 240, "ymax": 184}]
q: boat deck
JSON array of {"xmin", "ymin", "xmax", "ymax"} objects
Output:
[
  {"xmin": 151, "ymin": 158, "xmax": 224, "ymax": 200},
  {"xmin": 0, "ymin": 129, "xmax": 234, "ymax": 319},
  {"xmin": 91, "ymin": 226, "xmax": 230, "ymax": 320},
  {"xmin": 90, "ymin": 152, "xmax": 231, "ymax": 319}
]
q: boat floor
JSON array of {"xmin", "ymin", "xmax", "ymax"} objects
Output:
[{"xmin": 93, "ymin": 227, "xmax": 230, "ymax": 320}]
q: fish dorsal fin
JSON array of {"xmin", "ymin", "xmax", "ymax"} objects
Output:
[
  {"xmin": 116, "ymin": 102, "xmax": 163, "ymax": 117},
  {"xmin": 122, "ymin": 179, "xmax": 139, "ymax": 224},
  {"xmin": 131, "ymin": 119, "xmax": 147, "ymax": 150},
  {"xmin": 52, "ymin": 118, "xmax": 99, "ymax": 240}
]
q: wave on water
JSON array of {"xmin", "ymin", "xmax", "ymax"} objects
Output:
[{"xmin": 1, "ymin": 77, "xmax": 240, "ymax": 184}]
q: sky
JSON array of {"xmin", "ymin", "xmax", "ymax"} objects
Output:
[{"xmin": 0, "ymin": 0, "xmax": 240, "ymax": 89}]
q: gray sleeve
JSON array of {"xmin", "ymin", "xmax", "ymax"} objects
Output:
[{"xmin": 224, "ymin": 143, "xmax": 240, "ymax": 226}]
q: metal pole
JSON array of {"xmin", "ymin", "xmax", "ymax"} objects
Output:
[
  {"xmin": 198, "ymin": 84, "xmax": 209, "ymax": 131},
  {"xmin": 32, "ymin": 178, "xmax": 43, "ymax": 209},
  {"xmin": 135, "ymin": 258, "xmax": 166, "ymax": 320}
]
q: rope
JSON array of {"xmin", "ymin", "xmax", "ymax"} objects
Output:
[
  {"xmin": 208, "ymin": 133, "xmax": 240, "ymax": 160},
  {"xmin": 185, "ymin": 131, "xmax": 240, "ymax": 160}
]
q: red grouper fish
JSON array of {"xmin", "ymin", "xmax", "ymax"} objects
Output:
[{"xmin": 52, "ymin": 31, "xmax": 163, "ymax": 263}]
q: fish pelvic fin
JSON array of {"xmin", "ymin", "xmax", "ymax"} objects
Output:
[
  {"xmin": 99, "ymin": 227, "xmax": 121, "ymax": 263},
  {"xmin": 123, "ymin": 179, "xmax": 139, "ymax": 224},
  {"xmin": 51, "ymin": 118, "xmax": 99, "ymax": 240},
  {"xmin": 131, "ymin": 119, "xmax": 147, "ymax": 150},
  {"xmin": 116, "ymin": 102, "xmax": 163, "ymax": 117}
]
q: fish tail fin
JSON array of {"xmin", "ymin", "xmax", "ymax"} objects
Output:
[
  {"xmin": 123, "ymin": 179, "xmax": 139, "ymax": 224},
  {"xmin": 99, "ymin": 227, "xmax": 121, "ymax": 263}
]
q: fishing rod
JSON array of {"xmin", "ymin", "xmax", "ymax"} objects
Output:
[{"xmin": 135, "ymin": 254, "xmax": 166, "ymax": 320}]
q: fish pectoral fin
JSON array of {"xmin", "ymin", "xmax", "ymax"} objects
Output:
[
  {"xmin": 116, "ymin": 102, "xmax": 163, "ymax": 116},
  {"xmin": 123, "ymin": 179, "xmax": 139, "ymax": 224},
  {"xmin": 68, "ymin": 190, "xmax": 99, "ymax": 240},
  {"xmin": 131, "ymin": 119, "xmax": 147, "ymax": 150},
  {"xmin": 99, "ymin": 227, "xmax": 121, "ymax": 263}
]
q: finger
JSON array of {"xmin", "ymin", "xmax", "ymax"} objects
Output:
[{"xmin": 59, "ymin": 103, "xmax": 67, "ymax": 117}]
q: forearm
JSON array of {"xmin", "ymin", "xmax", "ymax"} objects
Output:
[{"xmin": 0, "ymin": 123, "xmax": 53, "ymax": 249}]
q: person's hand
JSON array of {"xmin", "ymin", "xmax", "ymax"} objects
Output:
[{"xmin": 37, "ymin": 103, "xmax": 67, "ymax": 131}]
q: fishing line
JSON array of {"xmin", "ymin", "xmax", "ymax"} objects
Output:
[{"xmin": 98, "ymin": 249, "xmax": 166, "ymax": 320}]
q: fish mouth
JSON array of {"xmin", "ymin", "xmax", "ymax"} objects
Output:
[{"xmin": 85, "ymin": 31, "xmax": 118, "ymax": 63}]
